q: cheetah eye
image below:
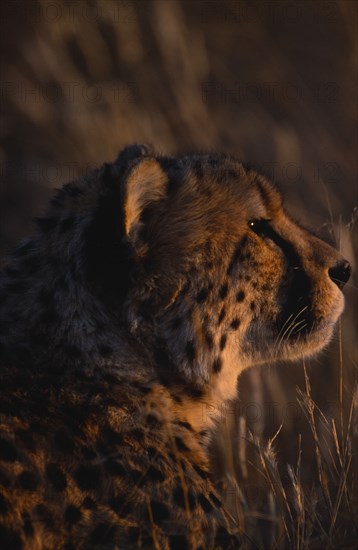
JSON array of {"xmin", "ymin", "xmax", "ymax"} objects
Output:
[{"xmin": 249, "ymin": 219, "xmax": 272, "ymax": 235}]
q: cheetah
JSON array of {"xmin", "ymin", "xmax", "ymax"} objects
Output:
[{"xmin": 0, "ymin": 144, "xmax": 351, "ymax": 549}]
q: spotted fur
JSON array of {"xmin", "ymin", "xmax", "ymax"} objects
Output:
[{"xmin": 0, "ymin": 144, "xmax": 350, "ymax": 548}]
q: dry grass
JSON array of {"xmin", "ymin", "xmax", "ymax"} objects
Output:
[
  {"xmin": 221, "ymin": 367, "xmax": 358, "ymax": 550},
  {"xmin": 212, "ymin": 345, "xmax": 358, "ymax": 548}
]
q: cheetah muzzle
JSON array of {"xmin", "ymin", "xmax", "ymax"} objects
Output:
[{"xmin": 0, "ymin": 144, "xmax": 350, "ymax": 549}]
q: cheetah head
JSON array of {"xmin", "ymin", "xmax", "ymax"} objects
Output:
[
  {"xmin": 2, "ymin": 145, "xmax": 349, "ymax": 410},
  {"xmin": 111, "ymin": 145, "xmax": 350, "ymax": 401}
]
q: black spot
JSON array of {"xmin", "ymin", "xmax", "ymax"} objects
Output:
[
  {"xmin": 169, "ymin": 535, "xmax": 189, "ymax": 550},
  {"xmin": 129, "ymin": 468, "xmax": 143, "ymax": 484},
  {"xmin": 174, "ymin": 420, "xmax": 194, "ymax": 432},
  {"xmin": 46, "ymin": 463, "xmax": 67, "ymax": 492},
  {"xmin": 82, "ymin": 496, "xmax": 97, "ymax": 510},
  {"xmin": 131, "ymin": 428, "xmax": 145, "ymax": 441},
  {"xmin": 174, "ymin": 436, "xmax": 190, "ymax": 451},
  {"xmin": 0, "ymin": 526, "xmax": 22, "ymax": 550},
  {"xmin": 146, "ymin": 465, "xmax": 165, "ymax": 483},
  {"xmin": 89, "ymin": 523, "xmax": 116, "ymax": 545},
  {"xmin": 0, "ymin": 470, "xmax": 11, "ymax": 488},
  {"xmin": 173, "ymin": 486, "xmax": 196, "ymax": 510},
  {"xmin": 209, "ymin": 491, "xmax": 222, "ymax": 507},
  {"xmin": 219, "ymin": 334, "xmax": 227, "ymax": 350},
  {"xmin": 81, "ymin": 446, "xmax": 97, "ymax": 460},
  {"xmin": 108, "ymin": 494, "xmax": 131, "ymax": 515},
  {"xmin": 250, "ymin": 301, "xmax": 256, "ymax": 311},
  {"xmin": 219, "ymin": 283, "xmax": 228, "ymax": 299},
  {"xmin": 218, "ymin": 307, "xmax": 226, "ymax": 325},
  {"xmin": 196, "ymin": 288, "xmax": 209, "ymax": 303},
  {"xmin": 74, "ymin": 464, "xmax": 101, "ymax": 491},
  {"xmin": 105, "ymin": 460, "xmax": 126, "ymax": 477},
  {"xmin": 17, "ymin": 470, "xmax": 39, "ymax": 491},
  {"xmin": 185, "ymin": 387, "xmax": 204, "ymax": 399},
  {"xmin": 64, "ymin": 505, "xmax": 82, "ymax": 524},
  {"xmin": 236, "ymin": 290, "xmax": 245, "ymax": 302},
  {"xmin": 0, "ymin": 437, "xmax": 18, "ymax": 462},
  {"xmin": 172, "ymin": 393, "xmax": 182, "ymax": 404},
  {"xmin": 101, "ymin": 426, "xmax": 123, "ymax": 446},
  {"xmin": 98, "ymin": 344, "xmax": 113, "ymax": 358},
  {"xmin": 33, "ymin": 504, "xmax": 54, "ymax": 529},
  {"xmin": 171, "ymin": 317, "xmax": 182, "ymax": 330},
  {"xmin": 204, "ymin": 331, "xmax": 214, "ymax": 350},
  {"xmin": 185, "ymin": 340, "xmax": 196, "ymax": 363},
  {"xmin": 60, "ymin": 217, "xmax": 76, "ymax": 232},
  {"xmin": 15, "ymin": 429, "xmax": 36, "ymax": 451},
  {"xmin": 0, "ymin": 494, "xmax": 8, "ymax": 515},
  {"xmin": 198, "ymin": 494, "xmax": 213, "ymax": 512},
  {"xmin": 193, "ymin": 464, "xmax": 209, "ymax": 479},
  {"xmin": 146, "ymin": 413, "xmax": 162, "ymax": 427},
  {"xmin": 215, "ymin": 526, "xmax": 237, "ymax": 544},
  {"xmin": 54, "ymin": 431, "xmax": 74, "ymax": 454},
  {"xmin": 22, "ymin": 513, "xmax": 34, "ymax": 537},
  {"xmin": 147, "ymin": 446, "xmax": 158, "ymax": 459},
  {"xmin": 149, "ymin": 501, "xmax": 170, "ymax": 524},
  {"xmin": 153, "ymin": 338, "xmax": 171, "ymax": 368},
  {"xmin": 103, "ymin": 372, "xmax": 120, "ymax": 385},
  {"xmin": 179, "ymin": 281, "xmax": 190, "ymax": 295},
  {"xmin": 213, "ymin": 358, "xmax": 222, "ymax": 373},
  {"xmin": 230, "ymin": 318, "xmax": 241, "ymax": 330},
  {"xmin": 142, "ymin": 534, "xmax": 157, "ymax": 547}
]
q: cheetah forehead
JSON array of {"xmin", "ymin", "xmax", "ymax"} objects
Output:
[
  {"xmin": 135, "ymin": 154, "xmax": 284, "ymax": 260},
  {"xmin": 163, "ymin": 155, "xmax": 283, "ymax": 221}
]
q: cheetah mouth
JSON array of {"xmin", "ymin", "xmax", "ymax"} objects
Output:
[
  {"xmin": 243, "ymin": 292, "xmax": 344, "ymax": 364},
  {"xmin": 274, "ymin": 294, "xmax": 344, "ymax": 360},
  {"xmin": 276, "ymin": 266, "xmax": 345, "ymax": 347}
]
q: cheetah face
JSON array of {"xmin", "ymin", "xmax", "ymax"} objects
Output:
[{"xmin": 122, "ymin": 147, "xmax": 350, "ymax": 391}]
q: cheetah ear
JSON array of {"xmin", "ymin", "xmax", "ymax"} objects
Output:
[
  {"xmin": 122, "ymin": 155, "xmax": 168, "ymax": 245},
  {"xmin": 115, "ymin": 143, "xmax": 155, "ymax": 167}
]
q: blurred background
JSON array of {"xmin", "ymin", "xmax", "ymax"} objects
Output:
[{"xmin": 0, "ymin": 0, "xmax": 357, "ymax": 544}]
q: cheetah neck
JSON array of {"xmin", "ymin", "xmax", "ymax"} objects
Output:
[{"xmin": 161, "ymin": 358, "xmax": 245, "ymax": 433}]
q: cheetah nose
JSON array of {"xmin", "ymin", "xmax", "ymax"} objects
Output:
[{"xmin": 328, "ymin": 259, "xmax": 351, "ymax": 290}]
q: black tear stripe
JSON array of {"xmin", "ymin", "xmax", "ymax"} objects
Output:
[
  {"xmin": 227, "ymin": 236, "xmax": 248, "ymax": 275},
  {"xmin": 255, "ymin": 223, "xmax": 315, "ymax": 333},
  {"xmin": 278, "ymin": 266, "xmax": 314, "ymax": 334}
]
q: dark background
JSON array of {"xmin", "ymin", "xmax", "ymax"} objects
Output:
[{"xmin": 0, "ymin": 0, "xmax": 357, "ymax": 542}]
